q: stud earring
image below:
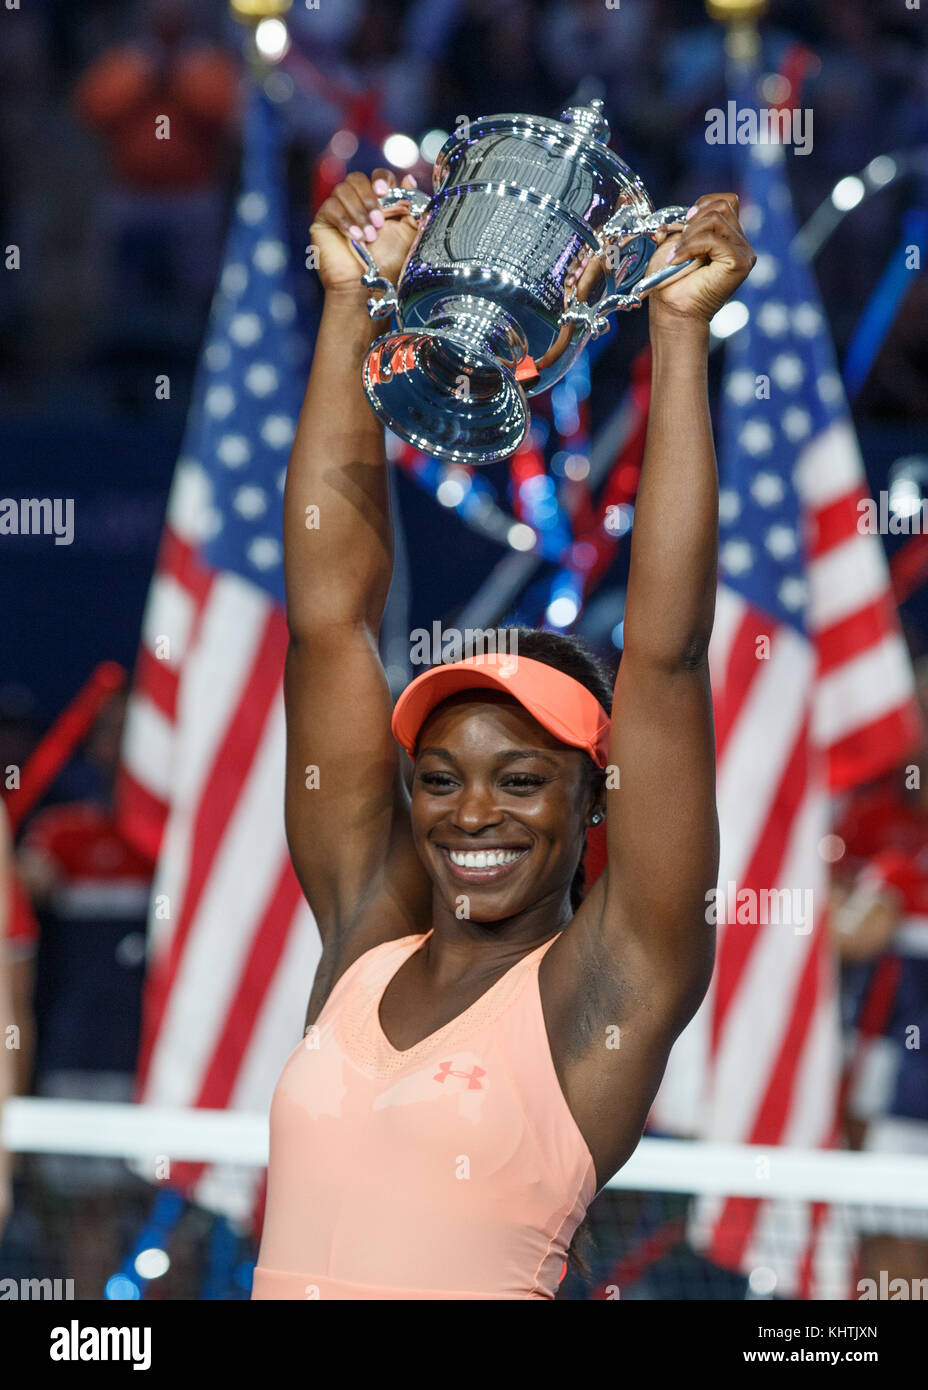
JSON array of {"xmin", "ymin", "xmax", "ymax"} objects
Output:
[{"xmin": 591, "ymin": 811, "xmax": 604, "ymax": 825}]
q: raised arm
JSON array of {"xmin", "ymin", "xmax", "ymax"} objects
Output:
[
  {"xmin": 600, "ymin": 195, "xmax": 755, "ymax": 1023},
  {"xmin": 283, "ymin": 171, "xmax": 430, "ymax": 947}
]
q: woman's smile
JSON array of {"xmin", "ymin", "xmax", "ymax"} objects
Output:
[{"xmin": 434, "ymin": 843, "xmax": 532, "ymax": 885}]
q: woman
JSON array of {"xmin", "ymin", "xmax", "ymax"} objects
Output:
[{"xmin": 251, "ymin": 169, "xmax": 756, "ymax": 1300}]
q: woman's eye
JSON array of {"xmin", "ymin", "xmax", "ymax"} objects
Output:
[
  {"xmin": 502, "ymin": 774, "xmax": 545, "ymax": 789},
  {"xmin": 419, "ymin": 772, "xmax": 457, "ymax": 789}
]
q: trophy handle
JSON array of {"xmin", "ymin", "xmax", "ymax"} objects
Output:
[
  {"xmin": 349, "ymin": 187, "xmax": 432, "ymax": 321},
  {"xmin": 559, "ymin": 204, "xmax": 702, "ymax": 337}
]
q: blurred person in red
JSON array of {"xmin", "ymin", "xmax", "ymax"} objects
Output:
[
  {"xmin": 832, "ymin": 655, "xmax": 928, "ymax": 1290},
  {"xmin": 15, "ymin": 688, "xmax": 154, "ymax": 1297},
  {"xmin": 73, "ymin": 0, "xmax": 239, "ymax": 339}
]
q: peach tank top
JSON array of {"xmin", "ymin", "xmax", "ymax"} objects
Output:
[{"xmin": 251, "ymin": 930, "xmax": 597, "ymax": 1300}]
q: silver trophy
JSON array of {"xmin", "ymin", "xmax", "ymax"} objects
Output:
[{"xmin": 351, "ymin": 99, "xmax": 700, "ymax": 465}]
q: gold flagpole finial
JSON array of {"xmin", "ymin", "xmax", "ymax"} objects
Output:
[
  {"xmin": 229, "ymin": 0, "xmax": 293, "ymax": 23},
  {"xmin": 706, "ymin": 0, "xmax": 769, "ymax": 63}
]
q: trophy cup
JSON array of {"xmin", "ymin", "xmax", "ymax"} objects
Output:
[{"xmin": 350, "ymin": 99, "xmax": 700, "ymax": 465}]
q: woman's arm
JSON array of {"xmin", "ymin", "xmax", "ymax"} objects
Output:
[
  {"xmin": 283, "ymin": 172, "xmax": 431, "ymax": 947},
  {"xmin": 597, "ymin": 194, "xmax": 755, "ymax": 1023}
]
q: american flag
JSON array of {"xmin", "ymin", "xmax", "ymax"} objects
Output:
[
  {"xmin": 650, "ymin": 103, "xmax": 922, "ymax": 1296},
  {"xmin": 116, "ymin": 87, "xmax": 322, "ymax": 1219}
]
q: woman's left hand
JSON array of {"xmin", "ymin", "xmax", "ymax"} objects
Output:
[{"xmin": 646, "ymin": 193, "xmax": 756, "ymax": 326}]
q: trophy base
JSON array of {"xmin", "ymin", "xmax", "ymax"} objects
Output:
[{"xmin": 361, "ymin": 314, "xmax": 530, "ymax": 466}]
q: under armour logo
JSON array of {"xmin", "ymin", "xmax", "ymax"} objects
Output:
[{"xmin": 434, "ymin": 1061, "xmax": 486, "ymax": 1090}]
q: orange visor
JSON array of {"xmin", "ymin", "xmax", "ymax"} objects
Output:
[{"xmin": 391, "ymin": 651, "xmax": 611, "ymax": 769}]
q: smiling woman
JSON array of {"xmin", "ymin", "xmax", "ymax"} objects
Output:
[{"xmin": 251, "ymin": 166, "xmax": 755, "ymax": 1300}]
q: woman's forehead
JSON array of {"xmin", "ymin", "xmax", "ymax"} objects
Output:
[{"xmin": 418, "ymin": 690, "xmax": 565, "ymax": 753}]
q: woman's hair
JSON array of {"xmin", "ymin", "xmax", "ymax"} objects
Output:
[{"xmin": 454, "ymin": 627, "xmax": 617, "ymax": 1288}]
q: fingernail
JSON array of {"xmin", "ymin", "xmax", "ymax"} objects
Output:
[
  {"xmin": 363, "ymin": 224, "xmax": 377, "ymax": 242},
  {"xmin": 686, "ymin": 204, "xmax": 699, "ymax": 220},
  {"xmin": 666, "ymin": 245, "xmax": 678, "ymax": 264},
  {"xmin": 404, "ymin": 174, "xmax": 418, "ymax": 187},
  {"xmin": 348, "ymin": 224, "xmax": 364, "ymax": 240},
  {"xmin": 373, "ymin": 179, "xmax": 389, "ymax": 195},
  {"xmin": 369, "ymin": 209, "xmax": 385, "ymax": 227}
]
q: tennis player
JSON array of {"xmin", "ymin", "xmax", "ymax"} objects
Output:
[{"xmin": 251, "ymin": 169, "xmax": 756, "ymax": 1300}]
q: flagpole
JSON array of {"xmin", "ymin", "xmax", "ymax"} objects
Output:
[{"xmin": 705, "ymin": 0, "xmax": 768, "ymax": 63}]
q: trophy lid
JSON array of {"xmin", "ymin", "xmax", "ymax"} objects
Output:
[
  {"xmin": 558, "ymin": 99, "xmax": 611, "ymax": 144},
  {"xmin": 432, "ymin": 99, "xmax": 652, "ymax": 220}
]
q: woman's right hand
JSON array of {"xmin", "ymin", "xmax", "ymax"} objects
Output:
[{"xmin": 310, "ymin": 168, "xmax": 422, "ymax": 297}]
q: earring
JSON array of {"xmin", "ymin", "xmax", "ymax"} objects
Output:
[{"xmin": 591, "ymin": 811, "xmax": 604, "ymax": 825}]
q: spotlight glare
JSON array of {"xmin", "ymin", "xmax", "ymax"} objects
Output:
[
  {"xmin": 831, "ymin": 176, "xmax": 865, "ymax": 212},
  {"xmin": 710, "ymin": 301, "xmax": 749, "ymax": 340},
  {"xmin": 255, "ymin": 17, "xmax": 290, "ymax": 61},
  {"xmin": 420, "ymin": 129, "xmax": 449, "ymax": 163},
  {"xmin": 134, "ymin": 1248, "xmax": 171, "ymax": 1280},
  {"xmin": 866, "ymin": 155, "xmax": 897, "ymax": 187},
  {"xmin": 546, "ymin": 595, "xmax": 578, "ymax": 628},
  {"xmin": 330, "ymin": 129, "xmax": 359, "ymax": 161},
  {"xmin": 383, "ymin": 134, "xmax": 419, "ymax": 169},
  {"xmin": 507, "ymin": 522, "xmax": 536, "ymax": 551}
]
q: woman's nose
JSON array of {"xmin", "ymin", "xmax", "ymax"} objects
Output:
[{"xmin": 451, "ymin": 783, "xmax": 502, "ymax": 831}]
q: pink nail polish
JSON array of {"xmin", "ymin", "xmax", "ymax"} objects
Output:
[
  {"xmin": 363, "ymin": 224, "xmax": 377, "ymax": 242},
  {"xmin": 348, "ymin": 224, "xmax": 364, "ymax": 240},
  {"xmin": 369, "ymin": 209, "xmax": 385, "ymax": 227},
  {"xmin": 405, "ymin": 175, "xmax": 418, "ymax": 188},
  {"xmin": 685, "ymin": 204, "xmax": 699, "ymax": 220},
  {"xmin": 373, "ymin": 179, "xmax": 389, "ymax": 195}
]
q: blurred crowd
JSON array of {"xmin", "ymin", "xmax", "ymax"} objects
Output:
[{"xmin": 0, "ymin": 0, "xmax": 926, "ymax": 413}]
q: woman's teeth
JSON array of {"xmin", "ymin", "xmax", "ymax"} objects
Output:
[{"xmin": 448, "ymin": 848, "xmax": 526, "ymax": 868}]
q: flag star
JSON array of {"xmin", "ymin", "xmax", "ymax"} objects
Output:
[
  {"xmin": 721, "ymin": 539, "xmax": 754, "ymax": 574},
  {"xmin": 726, "ymin": 369, "xmax": 757, "ymax": 405},
  {"xmin": 751, "ymin": 140, "xmax": 784, "ymax": 167},
  {"xmin": 205, "ymin": 384, "xmax": 236, "ymax": 419},
  {"xmin": 765, "ymin": 524, "xmax": 797, "ymax": 559},
  {"xmin": 817, "ymin": 372, "xmax": 843, "ymax": 404},
  {"xmin": 205, "ymin": 341, "xmax": 231, "ymax": 371},
  {"xmin": 769, "ymin": 182, "xmax": 790, "ymax": 212},
  {"xmin": 749, "ymin": 252, "xmax": 779, "ymax": 287},
  {"xmin": 739, "ymin": 420, "xmax": 774, "ymax": 455},
  {"xmin": 778, "ymin": 576, "xmax": 807, "ymax": 611},
  {"xmin": 771, "ymin": 353, "xmax": 804, "ymax": 390},
  {"xmin": 253, "ymin": 239, "xmax": 288, "ymax": 274},
  {"xmin": 245, "ymin": 363, "xmax": 279, "ymax": 396},
  {"xmin": 792, "ymin": 303, "xmax": 822, "ymax": 337},
  {"xmin": 719, "ymin": 488, "xmax": 741, "ymax": 523},
  {"xmin": 270, "ymin": 291, "xmax": 296, "ymax": 324},
  {"xmin": 261, "ymin": 415, "xmax": 295, "ymax": 448},
  {"xmin": 217, "ymin": 434, "xmax": 251, "ymax": 467},
  {"xmin": 782, "ymin": 406, "xmax": 812, "ymax": 442},
  {"xmin": 229, "ymin": 313, "xmax": 263, "ymax": 347},
  {"xmin": 233, "ymin": 485, "xmax": 268, "ymax": 519},
  {"xmin": 740, "ymin": 204, "xmax": 764, "ymax": 235},
  {"xmin": 756, "ymin": 302, "xmax": 790, "ymax": 337},
  {"xmin": 199, "ymin": 506, "xmax": 223, "ymax": 542},
  {"xmin": 221, "ymin": 264, "xmax": 248, "ymax": 298},
  {"xmin": 751, "ymin": 472, "xmax": 785, "ymax": 507},
  {"xmin": 238, "ymin": 192, "xmax": 268, "ymax": 224},
  {"xmin": 248, "ymin": 535, "xmax": 282, "ymax": 570}
]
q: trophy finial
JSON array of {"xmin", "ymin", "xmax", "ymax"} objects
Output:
[{"xmin": 559, "ymin": 101, "xmax": 611, "ymax": 143}]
